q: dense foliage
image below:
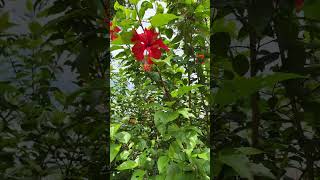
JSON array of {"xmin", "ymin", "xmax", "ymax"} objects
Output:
[
  {"xmin": 1, "ymin": 0, "xmax": 320, "ymax": 179},
  {"xmin": 110, "ymin": 0, "xmax": 210, "ymax": 179},
  {"xmin": 0, "ymin": 0, "xmax": 108, "ymax": 179},
  {"xmin": 212, "ymin": 0, "xmax": 320, "ymax": 179}
]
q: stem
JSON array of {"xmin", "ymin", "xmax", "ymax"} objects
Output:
[
  {"xmin": 247, "ymin": 11, "xmax": 260, "ymax": 148},
  {"xmin": 156, "ymin": 67, "xmax": 172, "ymax": 101},
  {"xmin": 134, "ymin": 5, "xmax": 145, "ymax": 32}
]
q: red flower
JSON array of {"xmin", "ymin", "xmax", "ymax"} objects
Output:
[
  {"xmin": 197, "ymin": 54, "xmax": 205, "ymax": 59},
  {"xmin": 110, "ymin": 22, "xmax": 121, "ymax": 41},
  {"xmin": 143, "ymin": 63, "xmax": 152, "ymax": 72},
  {"xmin": 295, "ymin": 0, "xmax": 304, "ymax": 12},
  {"xmin": 196, "ymin": 54, "xmax": 206, "ymax": 65},
  {"xmin": 131, "ymin": 28, "xmax": 169, "ymax": 61}
]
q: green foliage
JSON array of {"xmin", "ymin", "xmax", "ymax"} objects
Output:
[
  {"xmin": 150, "ymin": 14, "xmax": 180, "ymax": 27},
  {"xmin": 111, "ymin": 0, "xmax": 209, "ymax": 179},
  {"xmin": 212, "ymin": 0, "xmax": 320, "ymax": 179},
  {"xmin": 0, "ymin": 0, "xmax": 108, "ymax": 178}
]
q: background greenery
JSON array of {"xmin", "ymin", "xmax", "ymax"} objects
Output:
[
  {"xmin": 110, "ymin": 0, "xmax": 210, "ymax": 179},
  {"xmin": 0, "ymin": 0, "xmax": 108, "ymax": 179},
  {"xmin": 1, "ymin": 0, "xmax": 320, "ymax": 180},
  {"xmin": 212, "ymin": 0, "xmax": 320, "ymax": 179}
]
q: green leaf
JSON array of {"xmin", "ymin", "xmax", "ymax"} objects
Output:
[
  {"xmin": 196, "ymin": 151, "xmax": 209, "ymax": 160},
  {"xmin": 154, "ymin": 111, "xmax": 179, "ymax": 125},
  {"xmin": 212, "ymin": 18, "xmax": 237, "ymax": 37},
  {"xmin": 110, "ymin": 123, "xmax": 121, "ymax": 140},
  {"xmin": 26, "ymin": 0, "xmax": 33, "ymax": 11},
  {"xmin": 120, "ymin": 150, "xmax": 130, "ymax": 160},
  {"xmin": 185, "ymin": 0, "xmax": 193, "ymax": 5},
  {"xmin": 171, "ymin": 84, "xmax": 204, "ymax": 98},
  {"xmin": 214, "ymin": 73, "xmax": 306, "ymax": 106},
  {"xmin": 28, "ymin": 21, "xmax": 42, "ymax": 35},
  {"xmin": 177, "ymin": 108, "xmax": 195, "ymax": 119},
  {"xmin": 168, "ymin": 141, "xmax": 185, "ymax": 161},
  {"xmin": 165, "ymin": 28, "xmax": 174, "ymax": 39},
  {"xmin": 212, "ymin": 32, "xmax": 231, "ymax": 56},
  {"xmin": 154, "ymin": 111, "xmax": 179, "ymax": 135},
  {"xmin": 249, "ymin": 163, "xmax": 275, "ymax": 179},
  {"xmin": 157, "ymin": 156, "xmax": 170, "ymax": 174},
  {"xmin": 304, "ymin": 0, "xmax": 320, "ymax": 20},
  {"xmin": 150, "ymin": 14, "xmax": 180, "ymax": 27},
  {"xmin": 117, "ymin": 160, "xmax": 138, "ymax": 170},
  {"xmin": 261, "ymin": 72, "xmax": 305, "ymax": 87},
  {"xmin": 0, "ymin": 12, "xmax": 16, "ymax": 32},
  {"xmin": 177, "ymin": 108, "xmax": 190, "ymax": 119},
  {"xmin": 219, "ymin": 153, "xmax": 253, "ymax": 180},
  {"xmin": 131, "ymin": 169, "xmax": 146, "ymax": 180},
  {"xmin": 153, "ymin": 54, "xmax": 173, "ymax": 67},
  {"xmin": 115, "ymin": 131, "xmax": 131, "ymax": 144},
  {"xmin": 232, "ymin": 54, "xmax": 249, "ymax": 76},
  {"xmin": 114, "ymin": 1, "xmax": 125, "ymax": 11},
  {"xmin": 110, "ymin": 143, "xmax": 121, "ymax": 162},
  {"xmin": 73, "ymin": 46, "xmax": 91, "ymax": 79},
  {"xmin": 139, "ymin": 1, "xmax": 153, "ymax": 18},
  {"xmin": 129, "ymin": 0, "xmax": 139, "ymax": 5}
]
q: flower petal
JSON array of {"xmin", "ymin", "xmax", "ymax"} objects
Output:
[
  {"xmin": 114, "ymin": 26, "xmax": 121, "ymax": 33},
  {"xmin": 131, "ymin": 30, "xmax": 142, "ymax": 43},
  {"xmin": 153, "ymin": 39, "xmax": 169, "ymax": 51},
  {"xmin": 148, "ymin": 47, "xmax": 162, "ymax": 59},
  {"xmin": 132, "ymin": 43, "xmax": 146, "ymax": 61},
  {"xmin": 147, "ymin": 56, "xmax": 154, "ymax": 64}
]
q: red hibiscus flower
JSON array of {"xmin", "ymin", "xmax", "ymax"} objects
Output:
[
  {"xmin": 295, "ymin": 0, "xmax": 304, "ymax": 12},
  {"xmin": 197, "ymin": 54, "xmax": 205, "ymax": 59},
  {"xmin": 110, "ymin": 22, "xmax": 121, "ymax": 41},
  {"xmin": 131, "ymin": 28, "xmax": 169, "ymax": 61},
  {"xmin": 196, "ymin": 54, "xmax": 206, "ymax": 64}
]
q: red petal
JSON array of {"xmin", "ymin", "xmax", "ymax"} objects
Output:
[
  {"xmin": 153, "ymin": 39, "xmax": 169, "ymax": 51},
  {"xmin": 148, "ymin": 47, "xmax": 162, "ymax": 59},
  {"xmin": 114, "ymin": 26, "xmax": 121, "ymax": 32},
  {"xmin": 111, "ymin": 33, "xmax": 117, "ymax": 41},
  {"xmin": 147, "ymin": 56, "xmax": 154, "ymax": 64},
  {"xmin": 145, "ymin": 28, "xmax": 158, "ymax": 43},
  {"xmin": 197, "ymin": 54, "xmax": 205, "ymax": 59},
  {"xmin": 131, "ymin": 30, "xmax": 142, "ymax": 43},
  {"xmin": 132, "ymin": 43, "xmax": 146, "ymax": 61}
]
